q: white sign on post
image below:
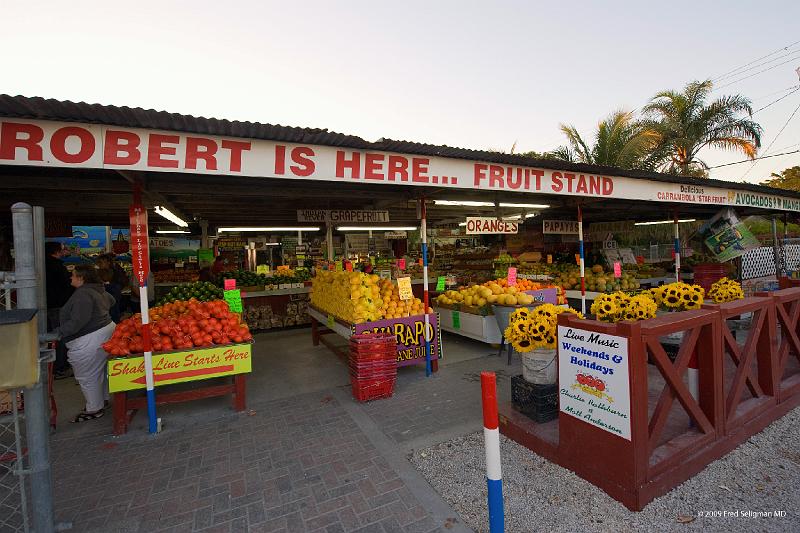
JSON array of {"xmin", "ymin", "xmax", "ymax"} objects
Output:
[
  {"xmin": 465, "ymin": 217, "xmax": 518, "ymax": 235},
  {"xmin": 297, "ymin": 210, "xmax": 390, "ymax": 223},
  {"xmin": 543, "ymin": 220, "xmax": 579, "ymax": 234},
  {"xmin": 557, "ymin": 325, "xmax": 631, "ymax": 440}
]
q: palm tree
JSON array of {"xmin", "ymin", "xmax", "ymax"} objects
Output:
[
  {"xmin": 641, "ymin": 80, "xmax": 762, "ymax": 176},
  {"xmin": 551, "ymin": 110, "xmax": 659, "ymax": 169}
]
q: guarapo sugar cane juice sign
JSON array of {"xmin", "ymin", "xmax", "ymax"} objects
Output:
[
  {"xmin": 557, "ymin": 326, "xmax": 631, "ymax": 440},
  {"xmin": 3, "ymin": 119, "xmax": 800, "ymax": 212},
  {"xmin": 352, "ymin": 313, "xmax": 442, "ymax": 366}
]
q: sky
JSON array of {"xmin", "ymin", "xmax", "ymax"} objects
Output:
[{"xmin": 2, "ymin": 1, "xmax": 799, "ymax": 184}]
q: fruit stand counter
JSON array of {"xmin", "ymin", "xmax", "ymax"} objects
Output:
[
  {"xmin": 307, "ymin": 304, "xmax": 442, "ymax": 372},
  {"xmin": 434, "ymin": 305, "xmax": 502, "ymax": 344},
  {"xmin": 239, "ymin": 285, "xmax": 312, "ymax": 331},
  {"xmin": 108, "ymin": 342, "xmax": 251, "ymax": 435}
]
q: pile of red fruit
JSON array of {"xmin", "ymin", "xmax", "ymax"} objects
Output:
[
  {"xmin": 102, "ymin": 299, "xmax": 252, "ymax": 357},
  {"xmin": 576, "ymin": 373, "xmax": 605, "ymax": 392}
]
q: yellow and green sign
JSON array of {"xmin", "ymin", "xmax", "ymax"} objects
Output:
[{"xmin": 108, "ymin": 343, "xmax": 252, "ymax": 393}]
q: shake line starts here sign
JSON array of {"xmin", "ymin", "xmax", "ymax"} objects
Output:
[{"xmin": 557, "ymin": 326, "xmax": 631, "ymax": 440}]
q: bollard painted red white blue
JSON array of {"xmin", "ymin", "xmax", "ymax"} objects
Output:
[{"xmin": 481, "ymin": 372, "xmax": 504, "ymax": 533}]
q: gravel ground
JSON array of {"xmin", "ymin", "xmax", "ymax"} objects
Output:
[{"xmin": 410, "ymin": 406, "xmax": 800, "ymax": 533}]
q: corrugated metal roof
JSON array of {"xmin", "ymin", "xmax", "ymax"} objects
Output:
[{"xmin": 0, "ymin": 93, "xmax": 795, "ymax": 199}]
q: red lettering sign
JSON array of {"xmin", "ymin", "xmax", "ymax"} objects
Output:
[{"xmin": 129, "ymin": 204, "xmax": 149, "ymax": 286}]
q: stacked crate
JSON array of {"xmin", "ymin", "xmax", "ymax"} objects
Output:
[{"xmin": 349, "ymin": 332, "xmax": 397, "ymax": 402}]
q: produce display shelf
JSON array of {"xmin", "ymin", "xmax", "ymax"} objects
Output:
[
  {"xmin": 241, "ymin": 286, "xmax": 311, "ymax": 298},
  {"xmin": 434, "ymin": 306, "xmax": 502, "ymax": 345},
  {"xmin": 307, "ymin": 305, "xmax": 354, "ymax": 339}
]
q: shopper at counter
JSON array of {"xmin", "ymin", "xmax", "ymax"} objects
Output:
[
  {"xmin": 55, "ymin": 264, "xmax": 116, "ymax": 422},
  {"xmin": 45, "ymin": 242, "xmax": 74, "ymax": 379}
]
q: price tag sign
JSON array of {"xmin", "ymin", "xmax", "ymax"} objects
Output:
[
  {"xmin": 614, "ymin": 262, "xmax": 622, "ymax": 278},
  {"xmin": 418, "ymin": 258, "xmax": 423, "ymax": 266},
  {"xmin": 224, "ymin": 278, "xmax": 236, "ymax": 291},
  {"xmin": 436, "ymin": 276, "xmax": 446, "ymax": 291},
  {"xmin": 277, "ymin": 265, "xmax": 290, "ymax": 272},
  {"xmin": 223, "ymin": 289, "xmax": 243, "ymax": 313},
  {"xmin": 575, "ymin": 253, "xmax": 581, "ymax": 265},
  {"xmin": 175, "ymin": 261, "xmax": 184, "ymax": 268},
  {"xmin": 397, "ymin": 276, "xmax": 413, "ymax": 300},
  {"xmin": 256, "ymin": 265, "xmax": 268, "ymax": 275},
  {"xmin": 370, "ymin": 256, "xmax": 376, "ymax": 266},
  {"xmin": 335, "ymin": 261, "xmax": 343, "ymax": 271},
  {"xmin": 327, "ymin": 314, "xmax": 335, "ymax": 328},
  {"xmin": 507, "ymin": 267, "xmax": 517, "ymax": 286},
  {"xmin": 345, "ymin": 261, "xmax": 353, "ymax": 272},
  {"xmin": 452, "ymin": 310, "xmax": 461, "ymax": 329},
  {"xmin": 397, "ymin": 258, "xmax": 406, "ymax": 270},
  {"xmin": 547, "ymin": 254, "xmax": 552, "ymax": 264}
]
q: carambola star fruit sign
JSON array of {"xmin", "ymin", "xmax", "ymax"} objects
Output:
[{"xmin": 2, "ymin": 119, "xmax": 799, "ymax": 211}]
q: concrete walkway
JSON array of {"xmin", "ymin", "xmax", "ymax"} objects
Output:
[{"xmin": 49, "ymin": 328, "xmax": 520, "ymax": 532}]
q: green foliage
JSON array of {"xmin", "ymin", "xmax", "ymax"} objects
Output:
[
  {"xmin": 641, "ymin": 80, "xmax": 762, "ymax": 176},
  {"xmin": 549, "ymin": 110, "xmax": 659, "ymax": 170},
  {"xmin": 761, "ymin": 166, "xmax": 800, "ymax": 192}
]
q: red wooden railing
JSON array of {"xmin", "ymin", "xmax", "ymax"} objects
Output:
[{"xmin": 536, "ymin": 287, "xmax": 800, "ymax": 510}]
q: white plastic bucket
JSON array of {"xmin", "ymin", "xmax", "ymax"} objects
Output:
[{"xmin": 521, "ymin": 348, "xmax": 557, "ymax": 384}]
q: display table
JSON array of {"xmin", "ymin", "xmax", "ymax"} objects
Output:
[
  {"xmin": 308, "ymin": 305, "xmax": 441, "ymax": 371},
  {"xmin": 108, "ymin": 343, "xmax": 252, "ymax": 435},
  {"xmin": 435, "ymin": 306, "xmax": 502, "ymax": 344}
]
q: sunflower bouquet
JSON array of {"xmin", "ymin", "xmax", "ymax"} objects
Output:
[
  {"xmin": 651, "ymin": 282, "xmax": 705, "ymax": 311},
  {"xmin": 504, "ymin": 304, "xmax": 583, "ymax": 351},
  {"xmin": 707, "ymin": 277, "xmax": 745, "ymax": 303},
  {"xmin": 591, "ymin": 291, "xmax": 658, "ymax": 322}
]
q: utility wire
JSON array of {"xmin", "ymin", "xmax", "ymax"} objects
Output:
[
  {"xmin": 708, "ymin": 149, "xmax": 800, "ymax": 169},
  {"xmin": 741, "ymin": 99, "xmax": 800, "ymax": 179},
  {"xmin": 714, "ymin": 54, "xmax": 800, "ymax": 91},
  {"xmin": 751, "ymin": 84, "xmax": 800, "ymax": 102},
  {"xmin": 713, "ymin": 39, "xmax": 800, "ymax": 82},
  {"xmin": 714, "ymin": 48, "xmax": 800, "ymax": 83},
  {"xmin": 753, "ymin": 86, "xmax": 800, "ymax": 115}
]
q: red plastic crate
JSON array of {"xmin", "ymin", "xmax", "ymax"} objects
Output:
[{"xmin": 351, "ymin": 377, "xmax": 396, "ymax": 402}]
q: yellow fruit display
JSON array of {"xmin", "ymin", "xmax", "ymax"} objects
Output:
[
  {"xmin": 435, "ymin": 282, "xmax": 540, "ymax": 308},
  {"xmin": 311, "ymin": 271, "xmax": 430, "ymax": 324}
]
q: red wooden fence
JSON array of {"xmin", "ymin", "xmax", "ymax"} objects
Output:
[{"xmin": 501, "ymin": 284, "xmax": 800, "ymax": 511}]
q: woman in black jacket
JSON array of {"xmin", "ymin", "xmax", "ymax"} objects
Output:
[{"xmin": 56, "ymin": 264, "xmax": 116, "ymax": 422}]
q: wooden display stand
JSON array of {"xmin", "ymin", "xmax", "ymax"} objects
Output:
[
  {"xmin": 108, "ymin": 342, "xmax": 252, "ymax": 435},
  {"xmin": 113, "ymin": 374, "xmax": 246, "ymax": 435},
  {"xmin": 308, "ymin": 305, "xmax": 440, "ymax": 372}
]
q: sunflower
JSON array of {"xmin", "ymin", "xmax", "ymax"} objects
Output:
[
  {"xmin": 510, "ymin": 308, "xmax": 532, "ymax": 322},
  {"xmin": 511, "ymin": 337, "xmax": 535, "ymax": 353}
]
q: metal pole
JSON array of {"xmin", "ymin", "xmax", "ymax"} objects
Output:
[
  {"xmin": 200, "ymin": 220, "xmax": 209, "ymax": 249},
  {"xmin": 326, "ymin": 223, "xmax": 334, "ymax": 262},
  {"xmin": 420, "ymin": 199, "xmax": 432, "ymax": 376},
  {"xmin": 481, "ymin": 372, "xmax": 504, "ymax": 532},
  {"xmin": 674, "ymin": 210, "xmax": 681, "ymax": 283},
  {"xmin": 12, "ymin": 202, "xmax": 54, "ymax": 533},
  {"xmin": 577, "ymin": 204, "xmax": 585, "ymax": 316},
  {"xmin": 784, "ymin": 213, "xmax": 789, "ymax": 276},
  {"xmin": 105, "ymin": 226, "xmax": 113, "ymax": 253},
  {"xmin": 772, "ymin": 217, "xmax": 781, "ymax": 277},
  {"xmin": 34, "ymin": 207, "xmax": 48, "ymax": 334}
]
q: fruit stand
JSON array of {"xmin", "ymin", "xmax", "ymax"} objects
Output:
[
  {"xmin": 103, "ymin": 299, "xmax": 253, "ymax": 435},
  {"xmin": 433, "ymin": 277, "xmax": 564, "ymax": 345},
  {"xmin": 307, "ymin": 271, "xmax": 442, "ymax": 371}
]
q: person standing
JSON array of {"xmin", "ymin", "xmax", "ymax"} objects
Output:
[
  {"xmin": 55, "ymin": 264, "xmax": 116, "ymax": 422},
  {"xmin": 45, "ymin": 242, "xmax": 74, "ymax": 378}
]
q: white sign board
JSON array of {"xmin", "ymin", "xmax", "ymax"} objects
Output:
[
  {"xmin": 3, "ymin": 119, "xmax": 799, "ymax": 211},
  {"xmin": 297, "ymin": 210, "xmax": 389, "ymax": 223},
  {"xmin": 619, "ymin": 248, "xmax": 638, "ymax": 265},
  {"xmin": 543, "ymin": 220, "xmax": 579, "ymax": 234},
  {"xmin": 465, "ymin": 217, "xmax": 519, "ymax": 235},
  {"xmin": 558, "ymin": 326, "xmax": 631, "ymax": 440},
  {"xmin": 384, "ymin": 231, "xmax": 408, "ymax": 239}
]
